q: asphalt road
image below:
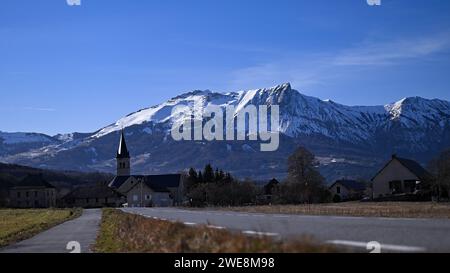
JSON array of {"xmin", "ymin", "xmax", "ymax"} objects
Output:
[
  {"xmin": 122, "ymin": 207, "xmax": 450, "ymax": 253},
  {"xmin": 0, "ymin": 209, "xmax": 102, "ymax": 253}
]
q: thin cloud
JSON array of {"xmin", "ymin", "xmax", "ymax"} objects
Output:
[
  {"xmin": 229, "ymin": 32, "xmax": 450, "ymax": 91},
  {"xmin": 333, "ymin": 34, "xmax": 450, "ymax": 66},
  {"xmin": 23, "ymin": 107, "xmax": 57, "ymax": 112}
]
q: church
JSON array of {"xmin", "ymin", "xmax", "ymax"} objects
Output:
[{"xmin": 108, "ymin": 130, "xmax": 186, "ymax": 207}]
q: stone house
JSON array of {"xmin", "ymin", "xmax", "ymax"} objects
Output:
[{"xmin": 9, "ymin": 174, "xmax": 57, "ymax": 208}]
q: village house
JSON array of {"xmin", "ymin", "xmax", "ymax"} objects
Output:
[
  {"xmin": 9, "ymin": 174, "xmax": 57, "ymax": 208},
  {"xmin": 61, "ymin": 183, "xmax": 125, "ymax": 208},
  {"xmin": 329, "ymin": 179, "xmax": 367, "ymax": 201},
  {"xmin": 371, "ymin": 154, "xmax": 433, "ymax": 198},
  {"xmin": 108, "ymin": 130, "xmax": 186, "ymax": 207},
  {"xmin": 260, "ymin": 178, "xmax": 279, "ymax": 204}
]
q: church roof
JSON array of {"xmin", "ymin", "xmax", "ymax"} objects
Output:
[
  {"xmin": 108, "ymin": 176, "xmax": 131, "ymax": 189},
  {"xmin": 141, "ymin": 174, "xmax": 182, "ymax": 192},
  {"xmin": 63, "ymin": 184, "xmax": 124, "ymax": 200},
  {"xmin": 109, "ymin": 174, "xmax": 182, "ymax": 193},
  {"xmin": 116, "ymin": 130, "xmax": 130, "ymax": 159}
]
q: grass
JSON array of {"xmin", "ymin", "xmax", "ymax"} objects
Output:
[
  {"xmin": 95, "ymin": 208, "xmax": 337, "ymax": 253},
  {"xmin": 0, "ymin": 208, "xmax": 82, "ymax": 247},
  {"xmin": 213, "ymin": 202, "xmax": 450, "ymax": 219}
]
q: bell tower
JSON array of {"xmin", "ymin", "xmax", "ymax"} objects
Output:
[{"xmin": 116, "ymin": 129, "xmax": 131, "ymax": 176}]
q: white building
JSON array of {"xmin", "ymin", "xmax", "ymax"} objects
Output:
[
  {"xmin": 329, "ymin": 180, "xmax": 366, "ymax": 201},
  {"xmin": 371, "ymin": 155, "xmax": 433, "ymax": 198}
]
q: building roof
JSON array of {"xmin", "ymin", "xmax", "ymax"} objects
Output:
[
  {"xmin": 12, "ymin": 174, "xmax": 55, "ymax": 189},
  {"xmin": 141, "ymin": 174, "xmax": 182, "ymax": 192},
  {"xmin": 330, "ymin": 180, "xmax": 366, "ymax": 191},
  {"xmin": 109, "ymin": 174, "xmax": 182, "ymax": 193},
  {"xmin": 395, "ymin": 156, "xmax": 433, "ymax": 181},
  {"xmin": 108, "ymin": 176, "xmax": 131, "ymax": 189},
  {"xmin": 371, "ymin": 155, "xmax": 433, "ymax": 181},
  {"xmin": 63, "ymin": 184, "xmax": 124, "ymax": 200},
  {"xmin": 264, "ymin": 178, "xmax": 280, "ymax": 195},
  {"xmin": 116, "ymin": 129, "xmax": 130, "ymax": 159}
]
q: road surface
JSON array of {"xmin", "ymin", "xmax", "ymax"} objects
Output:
[
  {"xmin": 0, "ymin": 209, "xmax": 102, "ymax": 253},
  {"xmin": 122, "ymin": 207, "xmax": 450, "ymax": 253}
]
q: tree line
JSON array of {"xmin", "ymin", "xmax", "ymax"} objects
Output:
[
  {"xmin": 185, "ymin": 147, "xmax": 332, "ymax": 207},
  {"xmin": 185, "ymin": 146, "xmax": 450, "ymax": 207}
]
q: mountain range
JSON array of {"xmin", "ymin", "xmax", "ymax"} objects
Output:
[{"xmin": 1, "ymin": 83, "xmax": 449, "ymax": 183}]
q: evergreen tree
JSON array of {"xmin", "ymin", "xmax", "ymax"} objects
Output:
[
  {"xmin": 203, "ymin": 164, "xmax": 215, "ymax": 183},
  {"xmin": 198, "ymin": 171, "xmax": 204, "ymax": 184},
  {"xmin": 219, "ymin": 170, "xmax": 225, "ymax": 180},
  {"xmin": 214, "ymin": 168, "xmax": 220, "ymax": 182},
  {"xmin": 186, "ymin": 167, "xmax": 199, "ymax": 191}
]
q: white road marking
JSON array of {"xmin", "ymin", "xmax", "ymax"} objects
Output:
[
  {"xmin": 274, "ymin": 215, "xmax": 290, "ymax": 218},
  {"xmin": 253, "ymin": 214, "xmax": 265, "ymax": 217},
  {"xmin": 207, "ymin": 225, "xmax": 226, "ymax": 230},
  {"xmin": 242, "ymin": 231, "xmax": 279, "ymax": 237},
  {"xmin": 326, "ymin": 240, "xmax": 426, "ymax": 253},
  {"xmin": 330, "ymin": 216, "xmax": 366, "ymax": 220}
]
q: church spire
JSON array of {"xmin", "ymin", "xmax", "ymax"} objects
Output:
[
  {"xmin": 116, "ymin": 129, "xmax": 131, "ymax": 176},
  {"xmin": 117, "ymin": 129, "xmax": 130, "ymax": 159}
]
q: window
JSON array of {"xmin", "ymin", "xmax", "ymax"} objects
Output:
[
  {"xmin": 336, "ymin": 186, "xmax": 341, "ymax": 194},
  {"xmin": 26, "ymin": 192, "xmax": 29, "ymax": 198},
  {"xmin": 145, "ymin": 195, "xmax": 152, "ymax": 200},
  {"xmin": 86, "ymin": 198, "xmax": 90, "ymax": 203},
  {"xmin": 95, "ymin": 198, "xmax": 99, "ymax": 203},
  {"xmin": 404, "ymin": 180, "xmax": 417, "ymax": 193},
  {"xmin": 35, "ymin": 191, "xmax": 38, "ymax": 197},
  {"xmin": 17, "ymin": 192, "xmax": 21, "ymax": 198},
  {"xmin": 389, "ymin": 180, "xmax": 402, "ymax": 194},
  {"xmin": 133, "ymin": 195, "xmax": 138, "ymax": 201}
]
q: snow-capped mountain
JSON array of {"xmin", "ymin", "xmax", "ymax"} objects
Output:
[
  {"xmin": 1, "ymin": 83, "xmax": 449, "ymax": 182},
  {"xmin": 0, "ymin": 131, "xmax": 60, "ymax": 157},
  {"xmin": 0, "ymin": 131, "xmax": 56, "ymax": 145}
]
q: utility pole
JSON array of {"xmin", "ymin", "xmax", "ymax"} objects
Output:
[{"xmin": 140, "ymin": 178, "xmax": 144, "ymax": 207}]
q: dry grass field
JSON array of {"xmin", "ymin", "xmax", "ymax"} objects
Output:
[
  {"xmin": 95, "ymin": 209, "xmax": 337, "ymax": 253},
  {"xmin": 0, "ymin": 208, "xmax": 81, "ymax": 247},
  {"xmin": 216, "ymin": 202, "xmax": 450, "ymax": 219}
]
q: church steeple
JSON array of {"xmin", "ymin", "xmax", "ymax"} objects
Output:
[
  {"xmin": 117, "ymin": 129, "xmax": 130, "ymax": 159},
  {"xmin": 116, "ymin": 129, "xmax": 130, "ymax": 176}
]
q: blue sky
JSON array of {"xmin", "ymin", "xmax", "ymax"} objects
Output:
[{"xmin": 1, "ymin": 0, "xmax": 450, "ymax": 135}]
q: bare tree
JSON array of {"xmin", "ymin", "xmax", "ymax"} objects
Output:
[
  {"xmin": 275, "ymin": 147, "xmax": 328, "ymax": 204},
  {"xmin": 429, "ymin": 148, "xmax": 450, "ymax": 200}
]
